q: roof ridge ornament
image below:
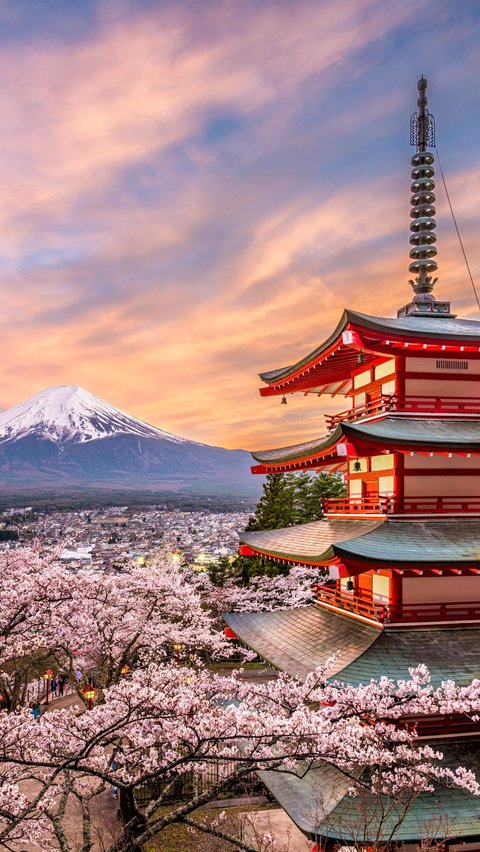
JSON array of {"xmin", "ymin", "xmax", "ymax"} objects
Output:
[{"xmin": 397, "ymin": 77, "xmax": 455, "ymax": 319}]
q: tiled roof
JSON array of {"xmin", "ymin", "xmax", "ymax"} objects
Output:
[
  {"xmin": 251, "ymin": 426, "xmax": 343, "ymax": 464},
  {"xmin": 335, "ymin": 519, "xmax": 480, "ymax": 563},
  {"xmin": 345, "ymin": 416, "xmax": 480, "ymax": 449},
  {"xmin": 240, "ymin": 518, "xmax": 480, "ymax": 565},
  {"xmin": 259, "ymin": 308, "xmax": 480, "ymax": 385},
  {"xmin": 240, "ymin": 518, "xmax": 383, "ymax": 564},
  {"xmin": 224, "ymin": 605, "xmax": 381, "ymax": 681},
  {"xmin": 259, "ymin": 739, "xmax": 480, "ymax": 841},
  {"xmin": 224, "ymin": 605, "xmax": 480, "ymax": 686},
  {"xmin": 252, "ymin": 418, "xmax": 480, "ymax": 465}
]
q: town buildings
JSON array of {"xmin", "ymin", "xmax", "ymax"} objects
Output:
[
  {"xmin": 225, "ymin": 78, "xmax": 480, "ymax": 848},
  {"xmin": 0, "ymin": 505, "xmax": 249, "ymax": 571}
]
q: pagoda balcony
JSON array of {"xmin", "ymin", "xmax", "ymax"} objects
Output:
[
  {"xmin": 325, "ymin": 395, "xmax": 480, "ymax": 429},
  {"xmin": 314, "ymin": 584, "xmax": 480, "ymax": 626},
  {"xmin": 324, "ymin": 495, "xmax": 480, "ymax": 517}
]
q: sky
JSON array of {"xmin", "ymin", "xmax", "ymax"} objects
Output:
[{"xmin": 1, "ymin": 0, "xmax": 480, "ymax": 451}]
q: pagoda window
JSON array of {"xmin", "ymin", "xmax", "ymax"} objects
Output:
[
  {"xmin": 353, "ymin": 369, "xmax": 372, "ymax": 389},
  {"xmin": 348, "ymin": 479, "xmax": 363, "ymax": 500},
  {"xmin": 381, "ymin": 378, "xmax": 395, "ymax": 395},
  {"xmin": 405, "ymin": 356, "xmax": 480, "ymax": 375},
  {"xmin": 378, "ymin": 475, "xmax": 394, "ymax": 496},
  {"xmin": 374, "ymin": 359, "xmax": 395, "ymax": 380},
  {"xmin": 371, "ymin": 455, "xmax": 394, "ymax": 472},
  {"xmin": 372, "ymin": 574, "xmax": 389, "ymax": 604}
]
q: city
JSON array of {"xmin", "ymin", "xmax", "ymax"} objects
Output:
[{"xmin": 0, "ymin": 505, "xmax": 251, "ymax": 572}]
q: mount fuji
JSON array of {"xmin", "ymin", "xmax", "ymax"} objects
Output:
[{"xmin": 0, "ymin": 386, "xmax": 256, "ymax": 494}]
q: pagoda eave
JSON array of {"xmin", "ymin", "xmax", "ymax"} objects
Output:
[
  {"xmin": 250, "ymin": 417, "xmax": 480, "ymax": 474},
  {"xmin": 239, "ymin": 518, "xmax": 480, "ymax": 569},
  {"xmin": 259, "ymin": 309, "xmax": 480, "ymax": 396}
]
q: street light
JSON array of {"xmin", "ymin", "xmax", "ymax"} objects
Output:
[
  {"xmin": 120, "ymin": 664, "xmax": 129, "ymax": 677},
  {"xmin": 43, "ymin": 669, "xmax": 54, "ymax": 706},
  {"xmin": 82, "ymin": 683, "xmax": 96, "ymax": 711},
  {"xmin": 173, "ymin": 643, "xmax": 182, "ymax": 662}
]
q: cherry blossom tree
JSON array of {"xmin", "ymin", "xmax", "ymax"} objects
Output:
[
  {"xmin": 0, "ymin": 662, "xmax": 479, "ymax": 851},
  {"xmin": 0, "ymin": 549, "xmax": 71, "ymax": 711},
  {"xmin": 0, "ymin": 549, "xmax": 233, "ymax": 709},
  {"xmin": 1, "ymin": 550, "xmax": 480, "ymax": 851},
  {"xmin": 47, "ymin": 554, "xmax": 234, "ymax": 695}
]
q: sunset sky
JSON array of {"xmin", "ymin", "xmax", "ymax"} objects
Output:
[{"xmin": 1, "ymin": 0, "xmax": 480, "ymax": 451}]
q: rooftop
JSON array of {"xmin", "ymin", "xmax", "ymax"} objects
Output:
[{"xmin": 239, "ymin": 518, "xmax": 480, "ymax": 567}]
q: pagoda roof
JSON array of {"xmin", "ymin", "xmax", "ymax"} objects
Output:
[
  {"xmin": 259, "ymin": 739, "xmax": 480, "ymax": 842},
  {"xmin": 259, "ymin": 308, "xmax": 480, "ymax": 396},
  {"xmin": 224, "ymin": 605, "xmax": 480, "ymax": 685},
  {"xmin": 240, "ymin": 518, "xmax": 382, "ymax": 565},
  {"xmin": 252, "ymin": 417, "xmax": 480, "ymax": 472},
  {"xmin": 239, "ymin": 518, "xmax": 480, "ymax": 566}
]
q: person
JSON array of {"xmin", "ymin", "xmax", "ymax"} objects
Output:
[
  {"xmin": 58, "ymin": 674, "xmax": 66, "ymax": 697},
  {"xmin": 31, "ymin": 703, "xmax": 40, "ymax": 721},
  {"xmin": 50, "ymin": 677, "xmax": 58, "ymax": 699}
]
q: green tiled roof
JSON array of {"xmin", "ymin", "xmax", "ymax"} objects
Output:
[
  {"xmin": 240, "ymin": 518, "xmax": 383, "ymax": 564},
  {"xmin": 240, "ymin": 518, "xmax": 480, "ymax": 565},
  {"xmin": 224, "ymin": 605, "xmax": 480, "ymax": 686},
  {"xmin": 345, "ymin": 417, "xmax": 480, "ymax": 449},
  {"xmin": 224, "ymin": 605, "xmax": 381, "ymax": 681},
  {"xmin": 252, "ymin": 418, "xmax": 480, "ymax": 465},
  {"xmin": 335, "ymin": 519, "xmax": 480, "ymax": 563},
  {"xmin": 260, "ymin": 308, "xmax": 480, "ymax": 385},
  {"xmin": 259, "ymin": 739, "xmax": 480, "ymax": 841},
  {"xmin": 252, "ymin": 426, "xmax": 343, "ymax": 464}
]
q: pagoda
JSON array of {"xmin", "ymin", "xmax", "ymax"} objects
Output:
[{"xmin": 225, "ymin": 78, "xmax": 480, "ymax": 849}]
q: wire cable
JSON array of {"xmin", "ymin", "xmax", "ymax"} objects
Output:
[{"xmin": 435, "ymin": 145, "xmax": 480, "ymax": 311}]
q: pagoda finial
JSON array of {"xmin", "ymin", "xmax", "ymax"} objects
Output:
[{"xmin": 398, "ymin": 77, "xmax": 454, "ymax": 318}]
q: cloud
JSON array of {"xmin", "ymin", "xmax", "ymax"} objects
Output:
[{"xmin": 0, "ymin": 0, "xmax": 479, "ymax": 452}]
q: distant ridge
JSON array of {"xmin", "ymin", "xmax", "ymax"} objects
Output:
[{"xmin": 0, "ymin": 386, "xmax": 258, "ymax": 494}]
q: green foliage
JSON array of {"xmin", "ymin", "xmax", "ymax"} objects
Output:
[
  {"xmin": 294, "ymin": 471, "xmax": 346, "ymax": 523},
  {"xmin": 205, "ymin": 555, "xmax": 234, "ymax": 587},
  {"xmin": 247, "ymin": 471, "xmax": 346, "ymax": 530},
  {"xmin": 246, "ymin": 473, "xmax": 297, "ymax": 531},
  {"xmin": 215, "ymin": 471, "xmax": 347, "ymax": 584}
]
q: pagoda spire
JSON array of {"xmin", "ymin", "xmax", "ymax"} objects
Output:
[{"xmin": 397, "ymin": 77, "xmax": 454, "ymax": 318}]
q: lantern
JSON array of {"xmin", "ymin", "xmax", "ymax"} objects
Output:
[
  {"xmin": 82, "ymin": 684, "xmax": 96, "ymax": 710},
  {"xmin": 43, "ymin": 669, "xmax": 54, "ymax": 706}
]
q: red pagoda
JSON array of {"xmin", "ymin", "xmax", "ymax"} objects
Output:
[{"xmin": 225, "ymin": 78, "xmax": 480, "ymax": 848}]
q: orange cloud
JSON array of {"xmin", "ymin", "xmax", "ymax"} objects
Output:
[{"xmin": 0, "ymin": 0, "xmax": 479, "ymax": 458}]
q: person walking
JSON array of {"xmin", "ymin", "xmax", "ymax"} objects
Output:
[
  {"xmin": 31, "ymin": 703, "xmax": 41, "ymax": 721},
  {"xmin": 58, "ymin": 674, "xmax": 66, "ymax": 697},
  {"xmin": 50, "ymin": 677, "xmax": 58, "ymax": 700}
]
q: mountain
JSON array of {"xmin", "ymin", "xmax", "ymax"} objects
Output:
[{"xmin": 0, "ymin": 386, "xmax": 258, "ymax": 494}]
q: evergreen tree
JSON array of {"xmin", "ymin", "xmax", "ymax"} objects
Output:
[
  {"xmin": 246, "ymin": 473, "xmax": 297, "ymax": 531},
  {"xmin": 208, "ymin": 471, "xmax": 347, "ymax": 586},
  {"xmin": 295, "ymin": 471, "xmax": 346, "ymax": 523}
]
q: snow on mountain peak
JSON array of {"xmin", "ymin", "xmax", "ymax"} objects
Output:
[{"xmin": 0, "ymin": 386, "xmax": 187, "ymax": 445}]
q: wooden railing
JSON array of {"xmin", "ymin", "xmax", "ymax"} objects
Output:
[
  {"xmin": 325, "ymin": 395, "xmax": 393, "ymax": 428},
  {"xmin": 314, "ymin": 584, "xmax": 388, "ymax": 622},
  {"xmin": 314, "ymin": 584, "xmax": 480, "ymax": 624},
  {"xmin": 324, "ymin": 496, "xmax": 480, "ymax": 516},
  {"xmin": 325, "ymin": 394, "xmax": 480, "ymax": 429}
]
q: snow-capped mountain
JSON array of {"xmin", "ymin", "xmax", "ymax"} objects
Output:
[
  {"xmin": 0, "ymin": 386, "xmax": 256, "ymax": 494},
  {"xmin": 0, "ymin": 386, "xmax": 187, "ymax": 445}
]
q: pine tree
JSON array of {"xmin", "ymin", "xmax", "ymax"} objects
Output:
[
  {"xmin": 296, "ymin": 471, "xmax": 346, "ymax": 523},
  {"xmin": 217, "ymin": 471, "xmax": 347, "ymax": 585},
  {"xmin": 246, "ymin": 473, "xmax": 297, "ymax": 531}
]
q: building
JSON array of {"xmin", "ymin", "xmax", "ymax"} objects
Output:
[{"xmin": 225, "ymin": 78, "xmax": 480, "ymax": 849}]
